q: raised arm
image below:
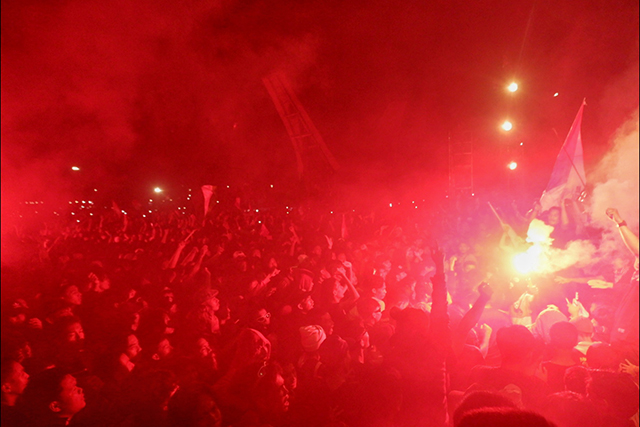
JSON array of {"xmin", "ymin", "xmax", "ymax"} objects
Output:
[
  {"xmin": 338, "ymin": 269, "xmax": 360, "ymax": 310},
  {"xmin": 452, "ymin": 283, "xmax": 493, "ymax": 356},
  {"xmin": 165, "ymin": 239, "xmax": 187, "ymax": 269},
  {"xmin": 607, "ymin": 208, "xmax": 639, "ymax": 256},
  {"xmin": 430, "ymin": 246, "xmax": 450, "ymax": 348}
]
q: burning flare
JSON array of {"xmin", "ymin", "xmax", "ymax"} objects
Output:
[
  {"xmin": 512, "ymin": 219, "xmax": 597, "ymax": 276},
  {"xmin": 513, "ymin": 219, "xmax": 554, "ymax": 275}
]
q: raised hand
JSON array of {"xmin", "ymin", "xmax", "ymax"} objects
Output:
[
  {"xmin": 606, "ymin": 208, "xmax": 623, "ymax": 224},
  {"xmin": 430, "ymin": 245, "xmax": 445, "ymax": 274},
  {"xmin": 478, "ymin": 282, "xmax": 494, "ymax": 300}
]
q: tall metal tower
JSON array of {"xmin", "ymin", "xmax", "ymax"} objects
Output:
[
  {"xmin": 263, "ymin": 73, "xmax": 339, "ymax": 183},
  {"xmin": 448, "ymin": 131, "xmax": 474, "ymax": 196}
]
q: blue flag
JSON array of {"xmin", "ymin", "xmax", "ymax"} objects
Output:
[{"xmin": 540, "ymin": 101, "xmax": 587, "ymax": 211}]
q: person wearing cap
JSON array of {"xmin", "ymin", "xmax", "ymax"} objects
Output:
[
  {"xmin": 185, "ymin": 287, "xmax": 221, "ymax": 341},
  {"xmin": 297, "ymin": 325, "xmax": 326, "ymax": 383},
  {"xmin": 299, "ymin": 325, "xmax": 327, "ymax": 353},
  {"xmin": 572, "ymin": 316, "xmax": 599, "ymax": 356}
]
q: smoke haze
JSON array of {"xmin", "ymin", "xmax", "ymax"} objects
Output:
[{"xmin": 584, "ymin": 106, "xmax": 638, "ymax": 260}]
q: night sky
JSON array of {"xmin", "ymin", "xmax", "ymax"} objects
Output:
[{"xmin": 2, "ymin": 0, "xmax": 638, "ymax": 205}]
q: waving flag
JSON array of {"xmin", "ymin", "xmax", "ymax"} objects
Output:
[
  {"xmin": 341, "ymin": 213, "xmax": 349, "ymax": 240},
  {"xmin": 201, "ymin": 185, "xmax": 215, "ymax": 218},
  {"xmin": 540, "ymin": 100, "xmax": 587, "ymax": 212}
]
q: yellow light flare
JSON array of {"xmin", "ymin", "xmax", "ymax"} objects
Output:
[
  {"xmin": 501, "ymin": 120, "xmax": 513, "ymax": 131},
  {"xmin": 512, "ymin": 219, "xmax": 555, "ymax": 275},
  {"xmin": 507, "ymin": 82, "xmax": 519, "ymax": 92}
]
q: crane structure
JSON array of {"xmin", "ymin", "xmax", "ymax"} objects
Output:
[
  {"xmin": 263, "ymin": 73, "xmax": 339, "ymax": 184},
  {"xmin": 448, "ymin": 131, "xmax": 474, "ymax": 196}
]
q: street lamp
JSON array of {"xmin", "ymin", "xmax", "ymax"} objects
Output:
[{"xmin": 501, "ymin": 120, "xmax": 513, "ymax": 132}]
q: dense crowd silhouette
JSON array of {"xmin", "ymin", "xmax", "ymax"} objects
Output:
[{"xmin": 2, "ymin": 194, "xmax": 638, "ymax": 427}]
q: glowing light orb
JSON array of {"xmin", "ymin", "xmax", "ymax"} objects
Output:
[
  {"xmin": 71, "ymin": 166, "xmax": 80, "ymax": 171},
  {"xmin": 154, "ymin": 187, "xmax": 162, "ymax": 193},
  {"xmin": 507, "ymin": 82, "xmax": 519, "ymax": 92},
  {"xmin": 501, "ymin": 120, "xmax": 513, "ymax": 131},
  {"xmin": 513, "ymin": 219, "xmax": 555, "ymax": 275},
  {"xmin": 553, "ymin": 92, "xmax": 559, "ymax": 97},
  {"xmin": 513, "ymin": 249, "xmax": 540, "ymax": 275},
  {"xmin": 508, "ymin": 161, "xmax": 518, "ymax": 170}
]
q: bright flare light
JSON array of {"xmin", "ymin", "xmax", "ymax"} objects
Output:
[
  {"xmin": 513, "ymin": 219, "xmax": 555, "ymax": 275},
  {"xmin": 514, "ymin": 246, "xmax": 543, "ymax": 275},
  {"xmin": 508, "ymin": 161, "xmax": 518, "ymax": 170},
  {"xmin": 501, "ymin": 120, "xmax": 513, "ymax": 131},
  {"xmin": 507, "ymin": 82, "xmax": 519, "ymax": 92},
  {"xmin": 71, "ymin": 166, "xmax": 80, "ymax": 171},
  {"xmin": 154, "ymin": 187, "xmax": 163, "ymax": 193}
]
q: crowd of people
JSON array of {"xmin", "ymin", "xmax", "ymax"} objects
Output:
[{"xmin": 1, "ymin": 192, "xmax": 638, "ymax": 427}]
